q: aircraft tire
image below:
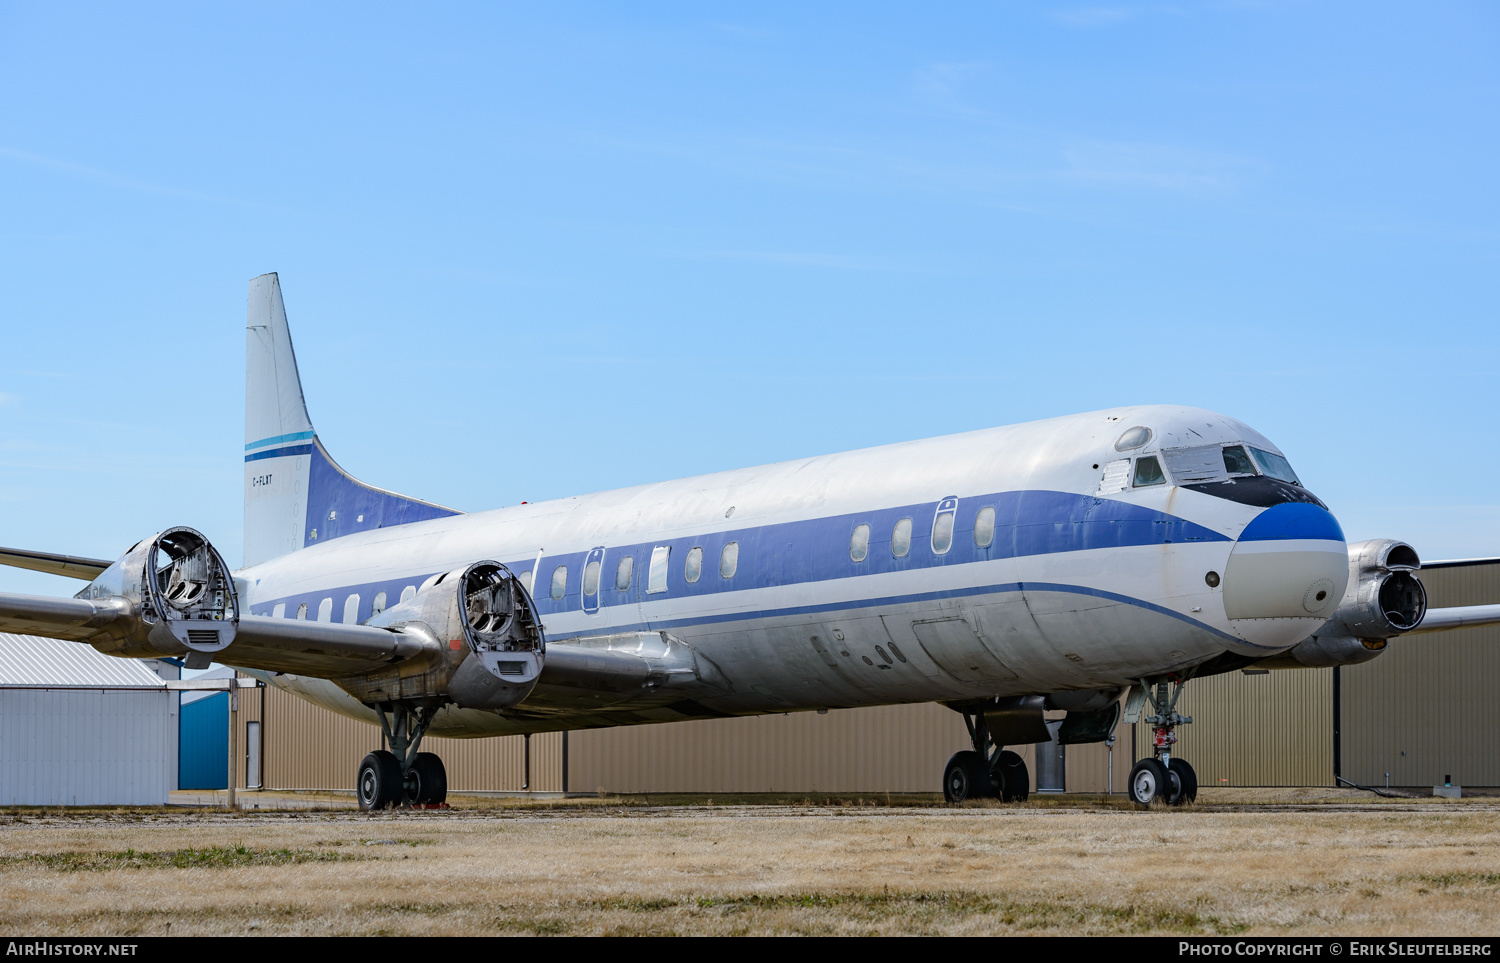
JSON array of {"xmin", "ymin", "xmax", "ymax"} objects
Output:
[
  {"xmin": 994, "ymin": 750, "xmax": 1029, "ymax": 802},
  {"xmin": 357, "ymin": 750, "xmax": 404, "ymax": 811},
  {"xmin": 1167, "ymin": 758, "xmax": 1198, "ymax": 805},
  {"xmin": 409, "ymin": 752, "xmax": 448, "ymax": 805},
  {"xmin": 1128, "ymin": 758, "xmax": 1169, "ymax": 807},
  {"xmin": 942, "ymin": 750, "xmax": 992, "ymax": 803}
]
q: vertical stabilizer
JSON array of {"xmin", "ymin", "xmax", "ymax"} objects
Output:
[
  {"xmin": 244, "ymin": 274, "xmax": 316, "ymax": 567},
  {"xmin": 242, "ymin": 274, "xmax": 460, "ymax": 569}
]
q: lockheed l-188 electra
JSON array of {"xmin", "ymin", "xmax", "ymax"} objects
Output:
[{"xmin": 3, "ymin": 274, "xmax": 1495, "ymax": 808}]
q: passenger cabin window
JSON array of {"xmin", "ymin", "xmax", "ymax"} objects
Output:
[
  {"xmin": 400, "ymin": 585, "xmax": 416, "ymax": 603},
  {"xmin": 615, "ymin": 556, "xmax": 634, "ymax": 591},
  {"xmin": 272, "ymin": 602, "xmax": 286, "ymax": 619},
  {"xmin": 647, "ymin": 546, "xmax": 670, "ymax": 594},
  {"xmin": 892, "ymin": 518, "xmax": 912, "ymax": 558},
  {"xmin": 720, "ymin": 542, "xmax": 738, "ymax": 578},
  {"xmin": 372, "ymin": 591, "xmax": 387, "ymax": 615},
  {"xmin": 343, "ymin": 594, "xmax": 360, "ymax": 624},
  {"xmin": 317, "ymin": 598, "xmax": 333, "ymax": 622},
  {"xmin": 931, "ymin": 497, "xmax": 958, "ymax": 555},
  {"xmin": 296, "ymin": 602, "xmax": 308, "ymax": 620},
  {"xmin": 1222, "ymin": 445, "xmax": 1256, "ymax": 476},
  {"xmin": 1250, "ymin": 447, "xmax": 1301, "ymax": 485},
  {"xmin": 582, "ymin": 559, "xmax": 601, "ymax": 598},
  {"xmin": 974, "ymin": 507, "xmax": 996, "ymax": 548},
  {"xmin": 684, "ymin": 547, "xmax": 703, "ymax": 583},
  {"xmin": 1133, "ymin": 456, "xmax": 1166, "ymax": 487},
  {"xmin": 849, "ymin": 524, "xmax": 870, "ymax": 562},
  {"xmin": 550, "ymin": 565, "xmax": 567, "ymax": 601}
]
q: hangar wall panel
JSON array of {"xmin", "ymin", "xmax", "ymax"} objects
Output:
[
  {"xmin": 1136, "ymin": 668, "xmax": 1335, "ymax": 787},
  {"xmin": 257, "ymin": 682, "xmax": 562, "ymax": 791},
  {"xmin": 1342, "ymin": 563, "xmax": 1500, "ymax": 788},
  {"xmin": 568, "ymin": 703, "xmax": 966, "ymax": 793},
  {"xmin": 0, "ymin": 688, "xmax": 171, "ymax": 805}
]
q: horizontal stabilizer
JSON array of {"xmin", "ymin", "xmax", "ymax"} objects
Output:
[{"xmin": 0, "ymin": 547, "xmax": 113, "ymax": 581}]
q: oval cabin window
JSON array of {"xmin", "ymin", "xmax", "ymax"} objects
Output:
[
  {"xmin": 892, "ymin": 518, "xmax": 912, "ymax": 558},
  {"xmin": 850, "ymin": 524, "xmax": 870, "ymax": 562},
  {"xmin": 974, "ymin": 506, "xmax": 996, "ymax": 548}
]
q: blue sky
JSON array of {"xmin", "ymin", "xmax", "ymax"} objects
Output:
[{"xmin": 1, "ymin": 2, "xmax": 1497, "ymax": 597}]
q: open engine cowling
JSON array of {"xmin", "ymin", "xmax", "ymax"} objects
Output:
[
  {"xmin": 1255, "ymin": 538, "xmax": 1427, "ymax": 669},
  {"xmin": 77, "ymin": 527, "xmax": 238, "ymax": 664},
  {"xmin": 358, "ymin": 560, "xmax": 546, "ymax": 709}
]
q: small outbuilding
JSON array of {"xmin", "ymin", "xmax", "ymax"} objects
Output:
[{"xmin": 0, "ymin": 633, "xmax": 173, "ymax": 805}]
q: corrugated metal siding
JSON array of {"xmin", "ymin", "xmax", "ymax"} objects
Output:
[
  {"xmin": 0, "ymin": 634, "xmax": 164, "ymax": 688},
  {"xmin": 569, "ymin": 704, "xmax": 969, "ymax": 793},
  {"xmin": 258, "ymin": 683, "xmax": 563, "ymax": 791},
  {"xmin": 1342, "ymin": 562, "xmax": 1500, "ymax": 787},
  {"xmin": 1133, "ymin": 668, "xmax": 1335, "ymax": 787},
  {"xmin": 0, "ymin": 688, "xmax": 171, "ymax": 805}
]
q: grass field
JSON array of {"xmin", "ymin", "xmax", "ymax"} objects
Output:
[{"xmin": 2, "ymin": 792, "xmax": 1498, "ymax": 936}]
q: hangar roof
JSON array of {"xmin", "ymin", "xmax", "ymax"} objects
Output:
[{"xmin": 0, "ymin": 633, "xmax": 166, "ymax": 688}]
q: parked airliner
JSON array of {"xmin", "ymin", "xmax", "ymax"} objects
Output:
[{"xmin": 3, "ymin": 274, "xmax": 1496, "ymax": 808}]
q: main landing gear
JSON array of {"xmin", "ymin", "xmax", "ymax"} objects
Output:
[
  {"xmin": 1127, "ymin": 675, "xmax": 1198, "ymax": 807},
  {"xmin": 357, "ymin": 701, "xmax": 449, "ymax": 811},
  {"xmin": 943, "ymin": 709, "xmax": 1030, "ymax": 804}
]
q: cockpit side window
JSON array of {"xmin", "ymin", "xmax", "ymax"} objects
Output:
[
  {"xmin": 1222, "ymin": 445, "xmax": 1256, "ymax": 476},
  {"xmin": 1250, "ymin": 447, "xmax": 1301, "ymax": 485},
  {"xmin": 1133, "ymin": 456, "xmax": 1166, "ymax": 487}
]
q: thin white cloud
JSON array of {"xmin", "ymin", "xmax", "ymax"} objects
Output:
[
  {"xmin": 1062, "ymin": 141, "xmax": 1261, "ymax": 191},
  {"xmin": 0, "ymin": 146, "xmax": 255, "ymax": 207},
  {"xmin": 665, "ymin": 249, "xmax": 918, "ymax": 271},
  {"xmin": 1052, "ymin": 6, "xmax": 1139, "ymax": 27},
  {"xmin": 913, "ymin": 62, "xmax": 988, "ymax": 98}
]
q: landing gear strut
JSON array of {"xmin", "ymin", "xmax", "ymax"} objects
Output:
[
  {"xmin": 1127, "ymin": 674, "xmax": 1198, "ymax": 807},
  {"xmin": 357, "ymin": 701, "xmax": 448, "ymax": 810},
  {"xmin": 943, "ymin": 710, "xmax": 1030, "ymax": 804}
]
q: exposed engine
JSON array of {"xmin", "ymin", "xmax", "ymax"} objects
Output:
[
  {"xmin": 78, "ymin": 527, "xmax": 238, "ymax": 665},
  {"xmin": 345, "ymin": 560, "xmax": 546, "ymax": 709},
  {"xmin": 1255, "ymin": 538, "xmax": 1427, "ymax": 668}
]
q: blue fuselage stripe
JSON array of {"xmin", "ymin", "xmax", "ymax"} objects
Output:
[{"xmin": 251, "ymin": 489, "xmax": 1253, "ymax": 645}]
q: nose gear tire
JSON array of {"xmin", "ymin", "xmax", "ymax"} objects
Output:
[
  {"xmin": 1167, "ymin": 758, "xmax": 1198, "ymax": 805},
  {"xmin": 1129, "ymin": 758, "xmax": 1169, "ymax": 806}
]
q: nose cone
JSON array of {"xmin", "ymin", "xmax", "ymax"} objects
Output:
[{"xmin": 1222, "ymin": 503, "xmax": 1349, "ymax": 648}]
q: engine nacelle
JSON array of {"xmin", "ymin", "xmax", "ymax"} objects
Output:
[
  {"xmin": 1255, "ymin": 539, "xmax": 1426, "ymax": 669},
  {"xmin": 350, "ymin": 560, "xmax": 545, "ymax": 709},
  {"xmin": 78, "ymin": 527, "xmax": 238, "ymax": 664}
]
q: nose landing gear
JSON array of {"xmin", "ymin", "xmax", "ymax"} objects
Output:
[{"xmin": 1126, "ymin": 675, "xmax": 1198, "ymax": 807}]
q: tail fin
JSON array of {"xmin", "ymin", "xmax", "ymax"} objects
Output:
[{"xmin": 242, "ymin": 273, "xmax": 460, "ymax": 568}]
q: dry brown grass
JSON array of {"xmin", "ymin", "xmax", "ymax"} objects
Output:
[{"xmin": 3, "ymin": 800, "xmax": 1500, "ymax": 936}]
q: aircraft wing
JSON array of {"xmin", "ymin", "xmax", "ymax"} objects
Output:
[
  {"xmin": 0, "ymin": 591, "xmax": 426, "ymax": 676},
  {"xmin": 1407, "ymin": 604, "xmax": 1500, "ymax": 635},
  {"xmin": 0, "ymin": 546, "xmax": 112, "ymax": 580},
  {"xmin": 0, "ymin": 592, "xmax": 132, "ymax": 642}
]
